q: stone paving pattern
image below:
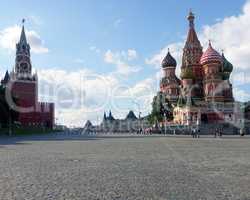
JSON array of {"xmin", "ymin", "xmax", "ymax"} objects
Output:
[{"xmin": 0, "ymin": 133, "xmax": 250, "ymax": 200}]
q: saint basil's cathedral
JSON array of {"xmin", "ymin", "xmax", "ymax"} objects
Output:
[
  {"xmin": 160, "ymin": 11, "xmax": 239, "ymax": 126},
  {"xmin": 1, "ymin": 22, "xmax": 54, "ymax": 128}
]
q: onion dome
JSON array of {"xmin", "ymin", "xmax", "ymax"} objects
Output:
[
  {"xmin": 200, "ymin": 41, "xmax": 222, "ymax": 65},
  {"xmin": 222, "ymin": 53, "xmax": 233, "ymax": 73},
  {"xmin": 162, "ymin": 50, "xmax": 177, "ymax": 68},
  {"xmin": 222, "ymin": 53, "xmax": 233, "ymax": 80},
  {"xmin": 180, "ymin": 67, "xmax": 195, "ymax": 80}
]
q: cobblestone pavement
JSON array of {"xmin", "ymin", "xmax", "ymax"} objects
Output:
[{"xmin": 0, "ymin": 133, "xmax": 250, "ymax": 200}]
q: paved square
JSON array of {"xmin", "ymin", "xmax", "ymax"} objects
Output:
[{"xmin": 0, "ymin": 133, "xmax": 250, "ymax": 200}]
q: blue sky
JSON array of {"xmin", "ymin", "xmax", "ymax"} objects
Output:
[
  {"xmin": 0, "ymin": 0, "xmax": 249, "ymax": 126},
  {"xmin": 0, "ymin": 0, "xmax": 245, "ymax": 72}
]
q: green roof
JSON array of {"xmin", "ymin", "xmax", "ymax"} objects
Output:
[{"xmin": 180, "ymin": 67, "xmax": 195, "ymax": 80}]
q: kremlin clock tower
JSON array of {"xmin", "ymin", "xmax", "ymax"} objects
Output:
[{"xmin": 2, "ymin": 20, "xmax": 55, "ymax": 128}]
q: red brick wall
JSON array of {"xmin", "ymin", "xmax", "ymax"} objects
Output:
[
  {"xmin": 11, "ymin": 80, "xmax": 37, "ymax": 108},
  {"xmin": 10, "ymin": 80, "xmax": 54, "ymax": 128}
]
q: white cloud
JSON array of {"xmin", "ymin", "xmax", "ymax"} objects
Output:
[
  {"xmin": 35, "ymin": 65, "xmax": 158, "ymax": 126},
  {"xmin": 104, "ymin": 50, "xmax": 115, "ymax": 63},
  {"xmin": 127, "ymin": 49, "xmax": 138, "ymax": 60},
  {"xmin": 37, "ymin": 68, "xmax": 119, "ymax": 126},
  {"xmin": 199, "ymin": 1, "xmax": 250, "ymax": 71},
  {"xmin": 0, "ymin": 25, "xmax": 48, "ymax": 54},
  {"xmin": 146, "ymin": 0, "xmax": 250, "ymax": 101},
  {"xmin": 104, "ymin": 49, "xmax": 141, "ymax": 76},
  {"xmin": 89, "ymin": 46, "xmax": 101, "ymax": 53},
  {"xmin": 121, "ymin": 77, "xmax": 158, "ymax": 114},
  {"xmin": 145, "ymin": 42, "xmax": 183, "ymax": 77},
  {"xmin": 233, "ymin": 87, "xmax": 250, "ymax": 102}
]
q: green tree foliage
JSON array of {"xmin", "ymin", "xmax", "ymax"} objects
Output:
[
  {"xmin": 148, "ymin": 92, "xmax": 173, "ymax": 125},
  {"xmin": 0, "ymin": 85, "xmax": 19, "ymax": 128}
]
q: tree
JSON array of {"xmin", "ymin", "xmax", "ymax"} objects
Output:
[
  {"xmin": 0, "ymin": 85, "xmax": 19, "ymax": 128},
  {"xmin": 148, "ymin": 92, "xmax": 173, "ymax": 125}
]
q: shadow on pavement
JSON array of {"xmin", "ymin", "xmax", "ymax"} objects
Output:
[{"xmin": 0, "ymin": 131, "xmax": 249, "ymax": 146}]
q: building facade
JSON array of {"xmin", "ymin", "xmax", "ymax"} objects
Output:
[
  {"xmin": 1, "ymin": 22, "xmax": 54, "ymax": 128},
  {"xmin": 99, "ymin": 111, "xmax": 150, "ymax": 132},
  {"xmin": 159, "ymin": 11, "xmax": 239, "ymax": 126}
]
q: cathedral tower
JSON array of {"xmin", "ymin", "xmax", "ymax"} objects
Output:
[
  {"xmin": 181, "ymin": 11, "xmax": 203, "ymax": 99},
  {"xmin": 160, "ymin": 50, "xmax": 180, "ymax": 104},
  {"xmin": 200, "ymin": 42, "xmax": 224, "ymax": 102}
]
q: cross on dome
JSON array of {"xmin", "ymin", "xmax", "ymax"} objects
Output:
[{"xmin": 208, "ymin": 40, "xmax": 212, "ymax": 46}]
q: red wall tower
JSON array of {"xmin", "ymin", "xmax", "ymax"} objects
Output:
[{"xmin": 5, "ymin": 21, "xmax": 55, "ymax": 128}]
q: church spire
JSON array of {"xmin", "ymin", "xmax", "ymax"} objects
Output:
[
  {"xmin": 19, "ymin": 19, "xmax": 27, "ymax": 45},
  {"xmin": 15, "ymin": 19, "xmax": 32, "ymax": 77},
  {"xmin": 181, "ymin": 11, "xmax": 204, "ymax": 99},
  {"xmin": 185, "ymin": 11, "xmax": 201, "ymax": 47},
  {"xmin": 103, "ymin": 112, "xmax": 107, "ymax": 121},
  {"xmin": 182, "ymin": 10, "xmax": 203, "ymax": 69},
  {"xmin": 1, "ymin": 70, "xmax": 10, "ymax": 85},
  {"xmin": 187, "ymin": 10, "xmax": 195, "ymax": 28}
]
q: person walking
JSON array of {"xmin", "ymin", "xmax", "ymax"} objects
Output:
[
  {"xmin": 219, "ymin": 128, "xmax": 223, "ymax": 138},
  {"xmin": 214, "ymin": 128, "xmax": 217, "ymax": 138}
]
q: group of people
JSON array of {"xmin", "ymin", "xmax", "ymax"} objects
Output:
[
  {"xmin": 214, "ymin": 128, "xmax": 223, "ymax": 138},
  {"xmin": 137, "ymin": 128, "xmax": 153, "ymax": 135},
  {"xmin": 191, "ymin": 128, "xmax": 200, "ymax": 138}
]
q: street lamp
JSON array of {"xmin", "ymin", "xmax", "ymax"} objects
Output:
[
  {"xmin": 133, "ymin": 100, "xmax": 141, "ymax": 133},
  {"xmin": 8, "ymin": 107, "xmax": 12, "ymax": 136},
  {"xmin": 164, "ymin": 112, "xmax": 167, "ymax": 135}
]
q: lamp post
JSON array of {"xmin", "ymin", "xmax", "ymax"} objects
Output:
[
  {"xmin": 133, "ymin": 100, "xmax": 141, "ymax": 133},
  {"xmin": 8, "ymin": 107, "xmax": 12, "ymax": 136},
  {"xmin": 164, "ymin": 113, "xmax": 167, "ymax": 135},
  {"xmin": 187, "ymin": 111, "xmax": 191, "ymax": 135}
]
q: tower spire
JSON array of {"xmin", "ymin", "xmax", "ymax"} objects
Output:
[
  {"xmin": 181, "ymin": 10, "xmax": 204, "ymax": 99},
  {"xmin": 15, "ymin": 18, "xmax": 32, "ymax": 77},
  {"xmin": 20, "ymin": 18, "xmax": 27, "ymax": 44},
  {"xmin": 182, "ymin": 10, "xmax": 203, "ymax": 68},
  {"xmin": 209, "ymin": 40, "xmax": 212, "ymax": 47},
  {"xmin": 187, "ymin": 9, "xmax": 195, "ymax": 28}
]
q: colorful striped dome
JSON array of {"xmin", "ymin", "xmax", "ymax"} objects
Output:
[{"xmin": 200, "ymin": 42, "xmax": 222, "ymax": 65}]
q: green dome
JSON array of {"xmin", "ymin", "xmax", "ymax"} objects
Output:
[
  {"xmin": 222, "ymin": 53, "xmax": 233, "ymax": 73},
  {"xmin": 180, "ymin": 67, "xmax": 195, "ymax": 80},
  {"xmin": 222, "ymin": 54, "xmax": 233, "ymax": 80}
]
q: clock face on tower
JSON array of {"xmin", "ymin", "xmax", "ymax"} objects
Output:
[{"xmin": 20, "ymin": 62, "xmax": 29, "ymax": 73}]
